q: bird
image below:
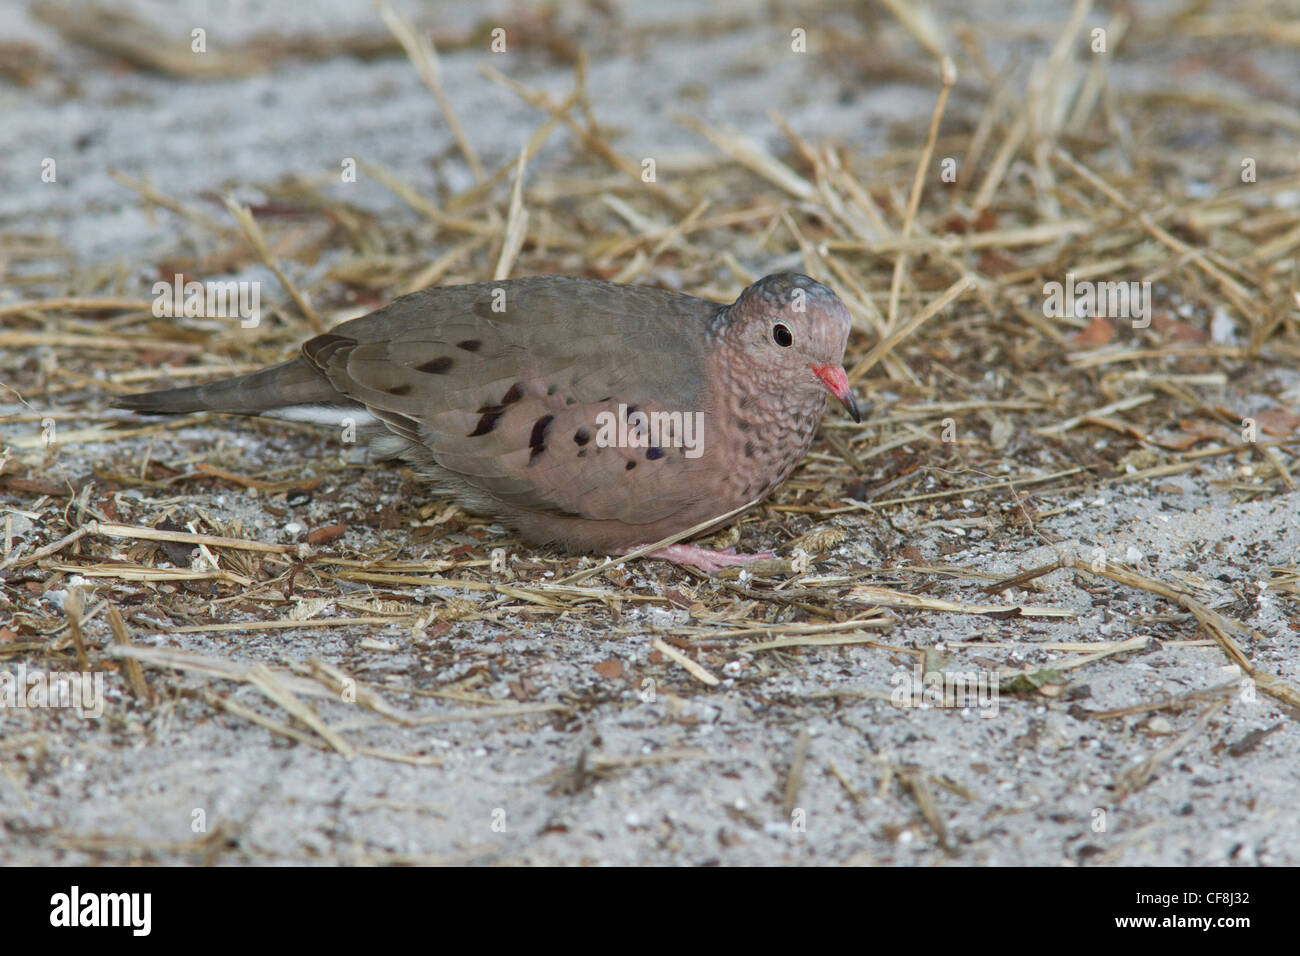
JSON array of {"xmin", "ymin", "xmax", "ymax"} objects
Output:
[{"xmin": 114, "ymin": 272, "xmax": 860, "ymax": 571}]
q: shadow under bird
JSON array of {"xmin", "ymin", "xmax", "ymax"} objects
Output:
[{"xmin": 115, "ymin": 272, "xmax": 861, "ymax": 571}]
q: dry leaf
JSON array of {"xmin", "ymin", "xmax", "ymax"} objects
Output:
[
  {"xmin": 594, "ymin": 659, "xmax": 624, "ymax": 680},
  {"xmin": 1256, "ymin": 408, "xmax": 1300, "ymax": 437},
  {"xmin": 1070, "ymin": 316, "xmax": 1114, "ymax": 348}
]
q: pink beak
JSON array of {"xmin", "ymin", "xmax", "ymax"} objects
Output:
[{"xmin": 810, "ymin": 364, "xmax": 861, "ymax": 422}]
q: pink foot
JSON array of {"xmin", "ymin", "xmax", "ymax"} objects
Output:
[{"xmin": 624, "ymin": 544, "xmax": 776, "ymax": 574}]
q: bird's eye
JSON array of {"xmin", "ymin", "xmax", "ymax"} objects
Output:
[{"xmin": 772, "ymin": 323, "xmax": 793, "ymax": 347}]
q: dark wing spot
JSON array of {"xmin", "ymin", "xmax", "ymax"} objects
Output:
[
  {"xmin": 416, "ymin": 356, "xmax": 453, "ymax": 374},
  {"xmin": 456, "ymin": 339, "xmax": 482, "ymax": 352},
  {"xmin": 574, "ymin": 427, "xmax": 590, "ymax": 446},
  {"xmin": 744, "ymin": 441, "xmax": 755, "ymax": 458},
  {"xmin": 529, "ymin": 415, "xmax": 554, "ymax": 449},
  {"xmin": 546, "ymin": 384, "xmax": 558, "ymax": 395},
  {"xmin": 387, "ymin": 384, "xmax": 413, "ymax": 396},
  {"xmin": 475, "ymin": 384, "xmax": 524, "ymax": 416},
  {"xmin": 468, "ymin": 411, "xmax": 501, "ymax": 437},
  {"xmin": 625, "ymin": 461, "xmax": 636, "ymax": 470},
  {"xmin": 565, "ymin": 396, "xmax": 575, "ymax": 405},
  {"xmin": 646, "ymin": 447, "xmax": 663, "ymax": 460},
  {"xmin": 528, "ymin": 414, "xmax": 554, "ymax": 463}
]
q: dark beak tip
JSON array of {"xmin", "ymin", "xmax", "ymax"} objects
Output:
[{"xmin": 811, "ymin": 363, "xmax": 862, "ymax": 423}]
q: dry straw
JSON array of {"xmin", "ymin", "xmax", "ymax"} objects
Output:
[{"xmin": 3, "ymin": 2, "xmax": 1299, "ymax": 842}]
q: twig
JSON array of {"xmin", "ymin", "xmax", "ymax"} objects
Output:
[
  {"xmin": 650, "ymin": 637, "xmax": 720, "ymax": 687},
  {"xmin": 374, "ymin": 0, "xmax": 484, "ymax": 181},
  {"xmin": 222, "ymin": 196, "xmax": 323, "ymax": 331}
]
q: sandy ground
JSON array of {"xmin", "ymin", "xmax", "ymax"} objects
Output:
[{"xmin": 1, "ymin": 0, "xmax": 1298, "ymax": 866}]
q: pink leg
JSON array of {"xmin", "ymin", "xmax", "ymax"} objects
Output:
[{"xmin": 620, "ymin": 544, "xmax": 775, "ymax": 573}]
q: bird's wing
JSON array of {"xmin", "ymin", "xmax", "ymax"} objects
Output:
[{"xmin": 303, "ymin": 276, "xmax": 721, "ymax": 524}]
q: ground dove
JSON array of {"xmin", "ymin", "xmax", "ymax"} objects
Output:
[{"xmin": 115, "ymin": 273, "xmax": 860, "ymax": 571}]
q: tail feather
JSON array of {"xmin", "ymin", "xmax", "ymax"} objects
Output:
[{"xmin": 112, "ymin": 359, "xmax": 342, "ymax": 416}]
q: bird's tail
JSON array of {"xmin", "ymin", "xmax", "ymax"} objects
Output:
[{"xmin": 112, "ymin": 359, "xmax": 340, "ymax": 416}]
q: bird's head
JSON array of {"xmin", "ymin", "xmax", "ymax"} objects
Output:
[{"xmin": 724, "ymin": 272, "xmax": 860, "ymax": 422}]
